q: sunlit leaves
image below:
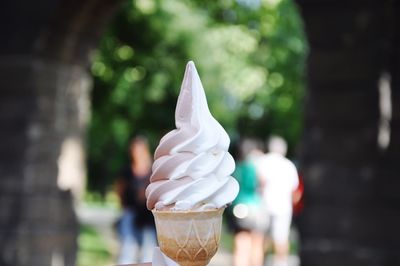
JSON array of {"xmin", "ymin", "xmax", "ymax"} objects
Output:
[
  {"xmin": 135, "ymin": 0, "xmax": 156, "ymax": 14},
  {"xmin": 268, "ymin": 72, "xmax": 284, "ymax": 88},
  {"xmin": 87, "ymin": 0, "xmax": 307, "ymax": 192},
  {"xmin": 91, "ymin": 61, "xmax": 106, "ymax": 77},
  {"xmin": 115, "ymin": 45, "xmax": 134, "ymax": 61}
]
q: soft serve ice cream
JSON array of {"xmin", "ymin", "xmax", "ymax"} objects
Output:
[
  {"xmin": 148, "ymin": 61, "xmax": 239, "ymax": 266},
  {"xmin": 146, "ymin": 61, "xmax": 239, "ymax": 211}
]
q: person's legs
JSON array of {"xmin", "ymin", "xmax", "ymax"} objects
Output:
[
  {"xmin": 261, "ymin": 211, "xmax": 272, "ymax": 255},
  {"xmin": 264, "ymin": 233, "xmax": 272, "ymax": 254},
  {"xmin": 117, "ymin": 209, "xmax": 139, "ymax": 264},
  {"xmin": 233, "ymin": 231, "xmax": 252, "ymax": 266},
  {"xmin": 274, "ymin": 241, "xmax": 290, "ymax": 266},
  {"xmin": 271, "ymin": 214, "xmax": 292, "ymax": 266},
  {"xmin": 250, "ymin": 231, "xmax": 265, "ymax": 266},
  {"xmin": 139, "ymin": 226, "xmax": 157, "ymax": 263}
]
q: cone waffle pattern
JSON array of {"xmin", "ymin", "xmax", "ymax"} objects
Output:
[{"xmin": 153, "ymin": 209, "xmax": 224, "ymax": 266}]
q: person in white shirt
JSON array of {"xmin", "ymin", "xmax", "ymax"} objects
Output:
[{"xmin": 256, "ymin": 136, "xmax": 299, "ymax": 266}]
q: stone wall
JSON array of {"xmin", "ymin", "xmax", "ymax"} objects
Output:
[
  {"xmin": 0, "ymin": 57, "xmax": 92, "ymax": 265},
  {"xmin": 0, "ymin": 0, "xmax": 117, "ymax": 265}
]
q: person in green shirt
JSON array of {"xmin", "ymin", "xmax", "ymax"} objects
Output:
[{"xmin": 227, "ymin": 139, "xmax": 268, "ymax": 266}]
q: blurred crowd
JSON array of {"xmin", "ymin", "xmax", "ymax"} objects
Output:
[
  {"xmin": 226, "ymin": 136, "xmax": 302, "ymax": 266},
  {"xmin": 113, "ymin": 135, "xmax": 302, "ymax": 266}
]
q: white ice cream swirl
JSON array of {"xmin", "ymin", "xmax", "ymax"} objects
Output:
[{"xmin": 146, "ymin": 61, "xmax": 239, "ymax": 211}]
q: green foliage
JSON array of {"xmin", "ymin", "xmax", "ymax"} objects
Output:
[{"xmin": 87, "ymin": 0, "xmax": 307, "ymax": 193}]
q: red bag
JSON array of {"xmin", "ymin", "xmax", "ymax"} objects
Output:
[{"xmin": 292, "ymin": 173, "xmax": 304, "ymax": 216}]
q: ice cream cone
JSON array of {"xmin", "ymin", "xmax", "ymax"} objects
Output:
[{"xmin": 152, "ymin": 208, "xmax": 224, "ymax": 266}]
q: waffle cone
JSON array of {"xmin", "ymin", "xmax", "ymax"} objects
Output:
[{"xmin": 152, "ymin": 208, "xmax": 224, "ymax": 266}]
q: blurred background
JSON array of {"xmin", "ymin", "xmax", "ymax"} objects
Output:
[{"xmin": 0, "ymin": 0, "xmax": 399, "ymax": 265}]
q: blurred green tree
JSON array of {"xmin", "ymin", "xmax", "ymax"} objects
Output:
[{"xmin": 87, "ymin": 0, "xmax": 307, "ymax": 194}]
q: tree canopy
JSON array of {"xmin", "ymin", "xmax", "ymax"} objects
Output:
[{"xmin": 87, "ymin": 0, "xmax": 307, "ymax": 193}]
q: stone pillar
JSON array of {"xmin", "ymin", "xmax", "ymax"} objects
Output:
[
  {"xmin": 0, "ymin": 0, "xmax": 117, "ymax": 265},
  {"xmin": 0, "ymin": 57, "xmax": 90, "ymax": 265},
  {"xmin": 296, "ymin": 1, "xmax": 400, "ymax": 265}
]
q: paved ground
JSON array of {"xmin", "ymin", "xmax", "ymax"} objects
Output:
[
  {"xmin": 76, "ymin": 204, "xmax": 299, "ymax": 266},
  {"xmin": 76, "ymin": 203, "xmax": 121, "ymax": 260},
  {"xmin": 209, "ymin": 251, "xmax": 299, "ymax": 266}
]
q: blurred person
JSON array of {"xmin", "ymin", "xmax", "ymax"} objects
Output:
[
  {"xmin": 115, "ymin": 135, "xmax": 157, "ymax": 264},
  {"xmin": 227, "ymin": 139, "xmax": 268, "ymax": 266},
  {"xmin": 256, "ymin": 136, "xmax": 299, "ymax": 266}
]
